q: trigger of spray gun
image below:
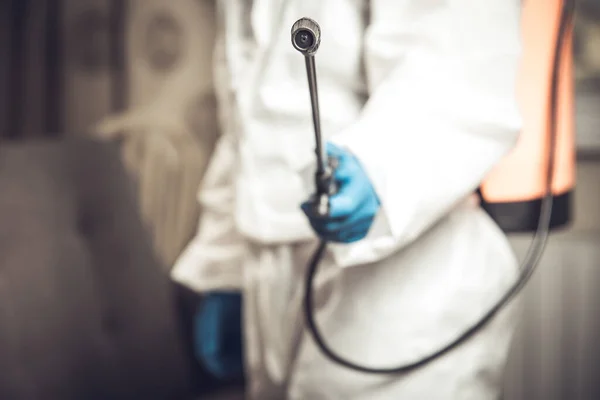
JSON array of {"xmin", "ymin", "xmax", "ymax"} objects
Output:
[{"xmin": 313, "ymin": 157, "xmax": 339, "ymax": 217}]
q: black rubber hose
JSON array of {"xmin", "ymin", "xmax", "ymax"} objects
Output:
[{"xmin": 303, "ymin": 0, "xmax": 576, "ymax": 374}]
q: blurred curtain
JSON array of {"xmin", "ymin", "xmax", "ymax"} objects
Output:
[
  {"xmin": 0, "ymin": 0, "xmax": 126, "ymax": 138},
  {"xmin": 0, "ymin": 0, "xmax": 64, "ymax": 138},
  {"xmin": 0, "ymin": 0, "xmax": 218, "ymax": 268},
  {"xmin": 575, "ymin": 0, "xmax": 600, "ymax": 154}
]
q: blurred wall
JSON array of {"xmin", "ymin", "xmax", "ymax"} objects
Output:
[
  {"xmin": 0, "ymin": 0, "xmax": 218, "ymax": 267},
  {"xmin": 104, "ymin": 0, "xmax": 218, "ymax": 268}
]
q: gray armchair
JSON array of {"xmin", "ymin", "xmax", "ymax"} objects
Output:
[{"xmin": 0, "ymin": 138, "xmax": 243, "ymax": 400}]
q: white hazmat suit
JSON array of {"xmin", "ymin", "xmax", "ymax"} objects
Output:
[{"xmin": 172, "ymin": 0, "xmax": 524, "ymax": 398}]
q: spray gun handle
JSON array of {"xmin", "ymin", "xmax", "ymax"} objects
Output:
[{"xmin": 312, "ymin": 157, "xmax": 339, "ymax": 218}]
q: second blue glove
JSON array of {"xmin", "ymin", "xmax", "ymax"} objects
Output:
[
  {"xmin": 301, "ymin": 142, "xmax": 380, "ymax": 243},
  {"xmin": 193, "ymin": 292, "xmax": 244, "ymax": 381}
]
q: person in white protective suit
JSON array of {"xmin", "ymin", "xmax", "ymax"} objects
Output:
[{"xmin": 172, "ymin": 0, "xmax": 524, "ymax": 398}]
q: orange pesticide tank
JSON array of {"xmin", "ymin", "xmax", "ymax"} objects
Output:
[{"xmin": 480, "ymin": 0, "xmax": 576, "ymax": 233}]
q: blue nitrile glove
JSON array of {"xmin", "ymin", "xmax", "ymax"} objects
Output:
[
  {"xmin": 193, "ymin": 292, "xmax": 244, "ymax": 381},
  {"xmin": 301, "ymin": 142, "xmax": 381, "ymax": 243}
]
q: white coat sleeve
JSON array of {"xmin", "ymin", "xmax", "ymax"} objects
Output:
[
  {"xmin": 171, "ymin": 33, "xmax": 247, "ymax": 292},
  {"xmin": 171, "ymin": 132, "xmax": 248, "ymax": 292},
  {"xmin": 328, "ymin": 0, "xmax": 523, "ymax": 267}
]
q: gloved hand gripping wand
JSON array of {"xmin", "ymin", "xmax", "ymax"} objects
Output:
[{"xmin": 291, "ymin": 18, "xmax": 337, "ymax": 216}]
